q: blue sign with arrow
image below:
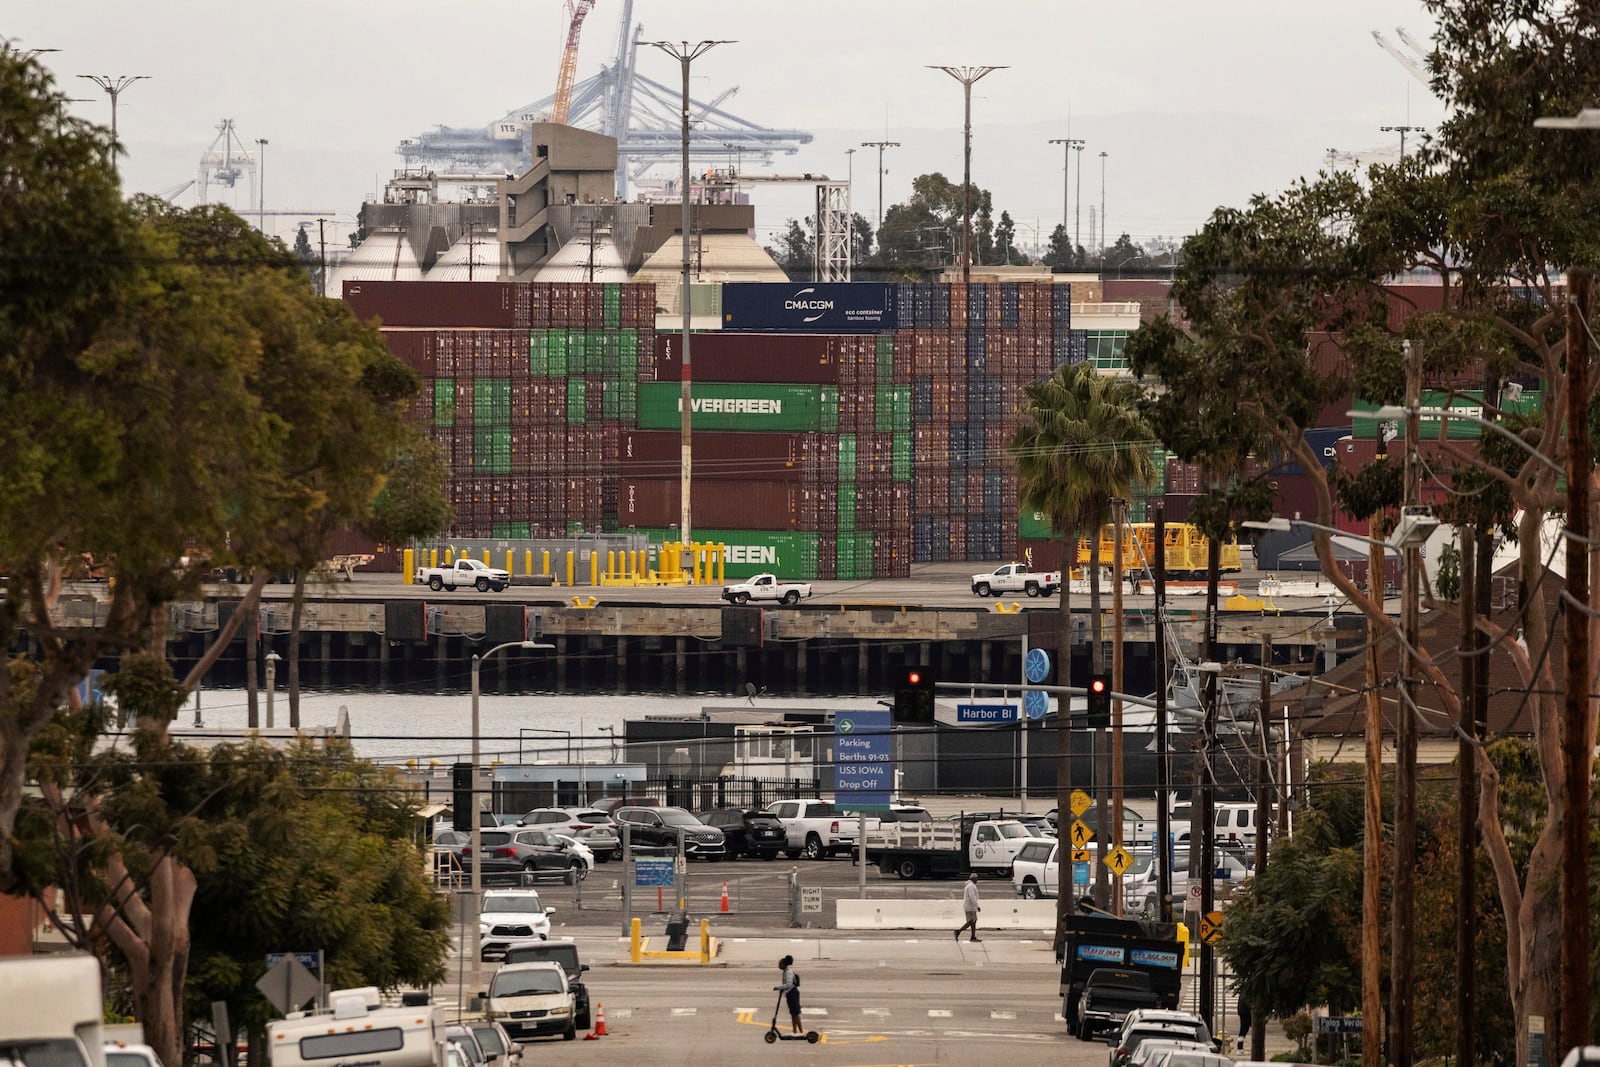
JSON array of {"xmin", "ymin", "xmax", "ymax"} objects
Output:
[{"xmin": 833, "ymin": 710, "xmax": 891, "ymax": 809}]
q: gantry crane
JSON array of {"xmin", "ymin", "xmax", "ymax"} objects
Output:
[{"xmin": 552, "ymin": 0, "xmax": 597, "ymax": 125}]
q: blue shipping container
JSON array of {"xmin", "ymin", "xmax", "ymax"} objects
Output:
[{"xmin": 722, "ymin": 282, "xmax": 898, "ymax": 333}]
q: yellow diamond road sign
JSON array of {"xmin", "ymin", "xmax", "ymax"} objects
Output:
[
  {"xmin": 1070, "ymin": 820, "xmax": 1095, "ymax": 848},
  {"xmin": 1071, "ymin": 849, "xmax": 1091, "ymax": 863},
  {"xmin": 1070, "ymin": 789, "xmax": 1093, "ymax": 817},
  {"xmin": 1199, "ymin": 910, "xmax": 1225, "ymax": 944},
  {"xmin": 1105, "ymin": 845, "xmax": 1133, "ymax": 877}
]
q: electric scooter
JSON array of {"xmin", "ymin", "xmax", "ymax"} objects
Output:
[{"xmin": 764, "ymin": 990, "xmax": 819, "ymax": 1044}]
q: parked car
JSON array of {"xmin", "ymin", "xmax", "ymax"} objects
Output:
[
  {"xmin": 697, "ymin": 809, "xmax": 787, "ymax": 859},
  {"xmin": 464, "ymin": 830, "xmax": 579, "ymax": 882},
  {"xmin": 506, "ymin": 828, "xmax": 590, "ymax": 883},
  {"xmin": 505, "ymin": 939, "xmax": 591, "ymax": 1031},
  {"xmin": 518, "ymin": 807, "xmax": 622, "ymax": 861},
  {"xmin": 1126, "ymin": 1040, "xmax": 1215, "ymax": 1067},
  {"xmin": 478, "ymin": 889, "xmax": 554, "ymax": 961},
  {"xmin": 612, "ymin": 806, "xmax": 725, "ymax": 858},
  {"xmin": 1121, "ymin": 846, "xmax": 1249, "ymax": 919},
  {"xmin": 1108, "ymin": 1009, "xmax": 1215, "ymax": 1067},
  {"xmin": 433, "ymin": 829, "xmax": 469, "ymax": 861},
  {"xmin": 104, "ymin": 1043, "xmax": 163, "ymax": 1067},
  {"xmin": 481, "ymin": 961, "xmax": 576, "ymax": 1042},
  {"xmin": 467, "ymin": 1021, "xmax": 521, "ymax": 1067},
  {"xmin": 549, "ymin": 833, "xmax": 594, "ymax": 871}
]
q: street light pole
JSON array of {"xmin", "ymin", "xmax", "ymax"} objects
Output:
[
  {"xmin": 860, "ymin": 140, "xmax": 900, "ymax": 235},
  {"xmin": 647, "ymin": 40, "xmax": 732, "ymax": 546},
  {"xmin": 76, "ymin": 74, "xmax": 147, "ymax": 178},
  {"xmin": 468, "ymin": 640, "xmax": 553, "ymax": 990},
  {"xmin": 1072, "ymin": 142, "xmax": 1085, "ymax": 254},
  {"xmin": 256, "ymin": 138, "xmax": 269, "ymax": 233},
  {"xmin": 929, "ymin": 65, "xmax": 1005, "ymax": 285},
  {"xmin": 1047, "ymin": 138, "xmax": 1084, "ymax": 247}
]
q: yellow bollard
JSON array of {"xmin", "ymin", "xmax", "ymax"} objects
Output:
[
  {"xmin": 542, "ymin": 549, "xmax": 550, "ymax": 576},
  {"xmin": 430, "ymin": 548, "xmax": 439, "ymax": 569},
  {"xmin": 483, "ymin": 548, "xmax": 491, "ymax": 565},
  {"xmin": 607, "ymin": 551, "xmax": 616, "ymax": 580},
  {"xmin": 631, "ymin": 917, "xmax": 642, "ymax": 964},
  {"xmin": 524, "ymin": 549, "xmax": 533, "ymax": 576},
  {"xmin": 444, "ymin": 547, "xmax": 453, "ymax": 565},
  {"xmin": 715, "ymin": 544, "xmax": 726, "ymax": 586},
  {"xmin": 505, "ymin": 550, "xmax": 514, "ymax": 576},
  {"xmin": 699, "ymin": 919, "xmax": 710, "ymax": 963},
  {"xmin": 589, "ymin": 551, "xmax": 599, "ymax": 586},
  {"xmin": 566, "ymin": 551, "xmax": 575, "ymax": 587},
  {"xmin": 691, "ymin": 543, "xmax": 702, "ymax": 586},
  {"xmin": 403, "ymin": 548, "xmax": 415, "ymax": 584}
]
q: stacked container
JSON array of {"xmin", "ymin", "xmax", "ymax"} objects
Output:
[{"xmin": 350, "ymin": 280, "xmax": 654, "ymax": 539}]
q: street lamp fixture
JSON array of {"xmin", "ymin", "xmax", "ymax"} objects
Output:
[
  {"xmin": 467, "ymin": 640, "xmax": 554, "ymax": 987},
  {"xmin": 1534, "ymin": 108, "xmax": 1600, "ymax": 129}
]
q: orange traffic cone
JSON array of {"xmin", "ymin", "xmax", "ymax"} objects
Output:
[
  {"xmin": 584, "ymin": 1003, "xmax": 608, "ymax": 1040},
  {"xmin": 719, "ymin": 882, "xmax": 730, "ymax": 913}
]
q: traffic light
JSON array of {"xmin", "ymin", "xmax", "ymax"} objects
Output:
[
  {"xmin": 1085, "ymin": 674, "xmax": 1112, "ymax": 729},
  {"xmin": 451, "ymin": 762, "xmax": 473, "ymax": 832},
  {"xmin": 894, "ymin": 665, "xmax": 936, "ymax": 724}
]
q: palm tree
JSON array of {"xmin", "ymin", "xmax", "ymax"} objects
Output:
[{"xmin": 1009, "ymin": 362, "xmax": 1155, "ymax": 930}]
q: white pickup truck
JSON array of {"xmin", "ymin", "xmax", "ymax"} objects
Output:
[
  {"xmin": 865, "ymin": 817, "xmax": 1041, "ymax": 880},
  {"xmin": 720, "ymin": 573, "xmax": 812, "ymax": 606},
  {"xmin": 415, "ymin": 557, "xmax": 511, "ymax": 592},
  {"xmin": 970, "ymin": 563, "xmax": 1061, "ymax": 598},
  {"xmin": 767, "ymin": 798, "xmax": 854, "ymax": 859}
]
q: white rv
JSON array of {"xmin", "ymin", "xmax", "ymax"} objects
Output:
[
  {"xmin": 0, "ymin": 954, "xmax": 106, "ymax": 1067},
  {"xmin": 270, "ymin": 988, "xmax": 446, "ymax": 1067}
]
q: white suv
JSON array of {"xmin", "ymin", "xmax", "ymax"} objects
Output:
[
  {"xmin": 482, "ymin": 961, "xmax": 576, "ymax": 1042},
  {"xmin": 479, "ymin": 889, "xmax": 554, "ymax": 961},
  {"xmin": 1108, "ymin": 1009, "xmax": 1214, "ymax": 1067}
]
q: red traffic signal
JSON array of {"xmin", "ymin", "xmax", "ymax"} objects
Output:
[
  {"xmin": 907, "ymin": 670, "xmax": 923, "ymax": 686},
  {"xmin": 1086, "ymin": 673, "xmax": 1112, "ymax": 728}
]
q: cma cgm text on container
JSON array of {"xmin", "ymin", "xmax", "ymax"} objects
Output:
[{"xmin": 721, "ymin": 283, "xmax": 897, "ymax": 333}]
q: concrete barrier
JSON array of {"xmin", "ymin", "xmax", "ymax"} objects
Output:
[{"xmin": 836, "ymin": 897, "xmax": 1058, "ymax": 932}]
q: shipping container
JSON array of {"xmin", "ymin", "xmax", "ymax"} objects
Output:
[
  {"xmin": 637, "ymin": 382, "xmax": 840, "ymax": 432},
  {"xmin": 634, "ymin": 528, "xmax": 821, "ymax": 580},
  {"xmin": 653, "ymin": 332, "xmax": 845, "ymax": 384},
  {"xmin": 721, "ymin": 282, "xmax": 898, "ymax": 333},
  {"xmin": 618, "ymin": 430, "xmax": 822, "ymax": 482},
  {"xmin": 618, "ymin": 479, "xmax": 806, "ymax": 530},
  {"xmin": 344, "ymin": 281, "xmax": 521, "ymax": 329}
]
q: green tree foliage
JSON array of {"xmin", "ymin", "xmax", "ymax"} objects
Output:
[
  {"xmin": 291, "ymin": 225, "xmax": 318, "ymax": 289},
  {"xmin": 874, "ymin": 173, "xmax": 1009, "ymax": 269},
  {"xmin": 994, "ymin": 211, "xmax": 1018, "ymax": 264},
  {"xmin": 11, "ymin": 660, "xmax": 449, "ymax": 1059},
  {"xmin": 1042, "ymin": 225, "xmax": 1082, "ymax": 272},
  {"xmin": 850, "ymin": 212, "xmax": 874, "ymax": 264},
  {"xmin": 768, "ymin": 218, "xmax": 813, "ymax": 280},
  {"xmin": 1103, "ymin": 234, "xmax": 1148, "ymax": 273}
]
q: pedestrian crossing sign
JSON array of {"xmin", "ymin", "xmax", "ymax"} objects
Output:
[{"xmin": 1105, "ymin": 845, "xmax": 1133, "ymax": 877}]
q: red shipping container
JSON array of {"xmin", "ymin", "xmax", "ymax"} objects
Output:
[
  {"xmin": 382, "ymin": 330, "xmax": 439, "ymax": 377},
  {"xmin": 343, "ymin": 280, "xmax": 521, "ymax": 329},
  {"xmin": 617, "ymin": 479, "xmax": 804, "ymax": 530},
  {"xmin": 618, "ymin": 430, "xmax": 824, "ymax": 482},
  {"xmin": 653, "ymin": 332, "xmax": 844, "ymax": 384}
]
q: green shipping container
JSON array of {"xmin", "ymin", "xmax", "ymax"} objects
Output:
[
  {"xmin": 567, "ymin": 379, "xmax": 587, "ymax": 424},
  {"xmin": 529, "ymin": 331, "xmax": 549, "ymax": 376},
  {"xmin": 492, "ymin": 523, "xmax": 512, "ymax": 538},
  {"xmin": 620, "ymin": 330, "xmax": 639, "ymax": 372},
  {"xmin": 838, "ymin": 435, "xmax": 857, "ymax": 482},
  {"xmin": 892, "ymin": 434, "xmax": 911, "ymax": 481},
  {"xmin": 433, "ymin": 379, "xmax": 455, "ymax": 427},
  {"xmin": 566, "ymin": 329, "xmax": 587, "ymax": 374},
  {"xmin": 604, "ymin": 283, "xmax": 622, "ymax": 327},
  {"xmin": 876, "ymin": 333, "xmax": 894, "ymax": 384},
  {"xmin": 638, "ymin": 382, "xmax": 840, "ymax": 432},
  {"xmin": 875, "ymin": 386, "xmax": 911, "ymax": 432},
  {"xmin": 1350, "ymin": 389, "xmax": 1542, "ymax": 439},
  {"xmin": 637, "ymin": 528, "xmax": 821, "ymax": 580},
  {"xmin": 475, "ymin": 378, "xmax": 510, "ymax": 425},
  {"xmin": 1019, "ymin": 509, "xmax": 1054, "ymax": 540}
]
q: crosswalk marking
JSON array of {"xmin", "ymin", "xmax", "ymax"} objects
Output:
[
  {"xmin": 929, "ymin": 1010, "xmax": 952, "ymax": 1018},
  {"xmin": 990, "ymin": 1010, "xmax": 1017, "ymax": 1020},
  {"xmin": 671, "ymin": 1008, "xmax": 697, "ymax": 1016}
]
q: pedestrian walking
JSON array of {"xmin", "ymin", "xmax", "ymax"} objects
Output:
[
  {"xmin": 1236, "ymin": 996, "xmax": 1253, "ymax": 1050},
  {"xmin": 954, "ymin": 872, "xmax": 982, "ymax": 942},
  {"xmin": 776, "ymin": 955, "xmax": 803, "ymax": 1034}
]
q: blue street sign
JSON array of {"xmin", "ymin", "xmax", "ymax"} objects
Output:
[
  {"xmin": 265, "ymin": 952, "xmax": 320, "ymax": 970},
  {"xmin": 1314, "ymin": 1016, "xmax": 1365, "ymax": 1035},
  {"xmin": 633, "ymin": 858, "xmax": 675, "ymax": 887},
  {"xmin": 1024, "ymin": 648, "xmax": 1051, "ymax": 684},
  {"xmin": 955, "ymin": 703, "xmax": 1019, "ymax": 724},
  {"xmin": 832, "ymin": 710, "xmax": 891, "ymax": 809},
  {"xmin": 1023, "ymin": 690, "xmax": 1050, "ymax": 720}
]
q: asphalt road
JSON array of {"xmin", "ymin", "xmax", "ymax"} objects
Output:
[{"xmin": 433, "ymin": 856, "xmax": 1293, "ymax": 1066}]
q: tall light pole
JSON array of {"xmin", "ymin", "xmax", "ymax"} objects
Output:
[
  {"xmin": 929, "ymin": 65, "xmax": 1005, "ymax": 285},
  {"xmin": 1072, "ymin": 142, "xmax": 1086, "ymax": 254},
  {"xmin": 467, "ymin": 640, "xmax": 553, "ymax": 988},
  {"xmin": 647, "ymin": 40, "xmax": 733, "ymax": 545},
  {"xmin": 1098, "ymin": 150, "xmax": 1109, "ymax": 259},
  {"xmin": 860, "ymin": 140, "xmax": 900, "ymax": 235},
  {"xmin": 76, "ymin": 73, "xmax": 147, "ymax": 178},
  {"xmin": 1047, "ymin": 138, "xmax": 1084, "ymax": 245},
  {"xmin": 256, "ymin": 138, "xmax": 269, "ymax": 233},
  {"xmin": 1380, "ymin": 123, "xmax": 1424, "ymax": 158}
]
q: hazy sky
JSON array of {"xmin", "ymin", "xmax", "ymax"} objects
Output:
[{"xmin": 9, "ymin": 1, "xmax": 1448, "ymax": 252}]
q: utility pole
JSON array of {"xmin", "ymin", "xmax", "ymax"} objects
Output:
[
  {"xmin": 1073, "ymin": 142, "xmax": 1086, "ymax": 256},
  {"xmin": 1111, "ymin": 498, "xmax": 1126, "ymax": 917},
  {"xmin": 860, "ymin": 140, "xmax": 900, "ymax": 234},
  {"xmin": 647, "ymin": 39, "xmax": 733, "ymax": 546},
  {"xmin": 1047, "ymin": 137, "xmax": 1085, "ymax": 245},
  {"xmin": 1380, "ymin": 123, "xmax": 1424, "ymax": 158},
  {"xmin": 1391, "ymin": 338, "xmax": 1421, "ymax": 1067},
  {"xmin": 1456, "ymin": 522, "xmax": 1477, "ymax": 1067},
  {"xmin": 1561, "ymin": 268, "xmax": 1591, "ymax": 1053},
  {"xmin": 1362, "ymin": 513, "xmax": 1385, "ymax": 1067},
  {"xmin": 1153, "ymin": 503, "xmax": 1171, "ymax": 923},
  {"xmin": 929, "ymin": 65, "xmax": 1005, "ymax": 285},
  {"xmin": 76, "ymin": 73, "xmax": 147, "ymax": 178},
  {"xmin": 1197, "ymin": 527, "xmax": 1221, "ymax": 1030},
  {"xmin": 1251, "ymin": 634, "xmax": 1272, "ymax": 1063}
]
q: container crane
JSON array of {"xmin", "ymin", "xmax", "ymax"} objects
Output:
[
  {"xmin": 1371, "ymin": 29, "xmax": 1434, "ymax": 93},
  {"xmin": 552, "ymin": 0, "xmax": 597, "ymax": 125}
]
